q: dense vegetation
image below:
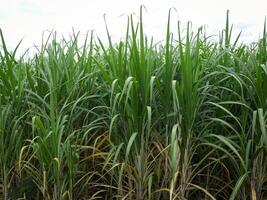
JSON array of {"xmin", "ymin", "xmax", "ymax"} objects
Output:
[{"xmin": 0, "ymin": 8, "xmax": 267, "ymax": 199}]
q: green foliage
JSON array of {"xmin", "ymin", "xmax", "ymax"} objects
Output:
[{"xmin": 0, "ymin": 9, "xmax": 267, "ymax": 200}]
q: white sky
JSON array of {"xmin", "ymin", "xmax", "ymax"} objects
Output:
[{"xmin": 0, "ymin": 0, "xmax": 267, "ymax": 55}]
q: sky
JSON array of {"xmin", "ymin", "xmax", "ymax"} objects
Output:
[{"xmin": 0, "ymin": 0, "xmax": 267, "ymax": 55}]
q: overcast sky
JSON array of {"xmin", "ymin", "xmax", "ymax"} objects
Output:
[{"xmin": 0, "ymin": 0, "xmax": 267, "ymax": 54}]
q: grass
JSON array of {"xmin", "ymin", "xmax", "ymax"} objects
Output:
[{"xmin": 0, "ymin": 8, "xmax": 267, "ymax": 199}]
